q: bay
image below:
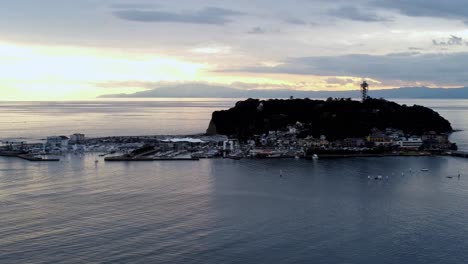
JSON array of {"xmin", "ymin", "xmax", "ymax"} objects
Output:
[
  {"xmin": 1, "ymin": 155, "xmax": 467, "ymax": 263},
  {"xmin": 1, "ymin": 98, "xmax": 468, "ymax": 263}
]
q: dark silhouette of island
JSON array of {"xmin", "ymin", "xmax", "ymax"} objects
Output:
[
  {"xmin": 100, "ymin": 84, "xmax": 468, "ymax": 99},
  {"xmin": 206, "ymin": 98, "xmax": 453, "ymax": 139}
]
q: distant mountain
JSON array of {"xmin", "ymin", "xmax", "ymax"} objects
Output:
[{"xmin": 99, "ymin": 84, "xmax": 468, "ymax": 99}]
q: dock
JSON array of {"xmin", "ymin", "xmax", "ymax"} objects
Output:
[
  {"xmin": 0, "ymin": 152, "xmax": 60, "ymax": 162},
  {"xmin": 451, "ymin": 151, "xmax": 468, "ymax": 158},
  {"xmin": 17, "ymin": 154, "xmax": 60, "ymax": 162},
  {"xmin": 104, "ymin": 156, "xmax": 199, "ymax": 162}
]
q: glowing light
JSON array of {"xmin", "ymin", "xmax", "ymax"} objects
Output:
[
  {"xmin": 191, "ymin": 46, "xmax": 231, "ymax": 54},
  {"xmin": 0, "ymin": 42, "xmax": 206, "ymax": 100}
]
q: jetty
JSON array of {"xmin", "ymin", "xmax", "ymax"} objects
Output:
[
  {"xmin": 17, "ymin": 154, "xmax": 60, "ymax": 162},
  {"xmin": 104, "ymin": 156, "xmax": 199, "ymax": 162},
  {"xmin": 451, "ymin": 151, "xmax": 468, "ymax": 158},
  {"xmin": 0, "ymin": 151, "xmax": 60, "ymax": 162}
]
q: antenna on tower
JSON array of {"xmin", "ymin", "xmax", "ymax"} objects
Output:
[{"xmin": 360, "ymin": 80, "xmax": 369, "ymax": 102}]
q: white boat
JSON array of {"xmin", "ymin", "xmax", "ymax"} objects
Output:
[
  {"xmin": 267, "ymin": 153, "xmax": 282, "ymax": 158},
  {"xmin": 421, "ymin": 168, "xmax": 429, "ymax": 172},
  {"xmin": 312, "ymin": 154, "xmax": 319, "ymax": 160}
]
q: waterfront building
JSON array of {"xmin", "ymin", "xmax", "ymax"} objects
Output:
[
  {"xmin": 223, "ymin": 140, "xmax": 238, "ymax": 152},
  {"xmin": 46, "ymin": 136, "xmax": 69, "ymax": 151},
  {"xmin": 343, "ymin": 138, "xmax": 366, "ymax": 148},
  {"xmin": 422, "ymin": 131, "xmax": 450, "ymax": 150},
  {"xmin": 396, "ymin": 136, "xmax": 423, "ymax": 150},
  {"xmin": 69, "ymin": 133, "xmax": 85, "ymax": 144},
  {"xmin": 367, "ymin": 129, "xmax": 393, "ymax": 146},
  {"xmin": 319, "ymin": 135, "xmax": 329, "ymax": 146}
]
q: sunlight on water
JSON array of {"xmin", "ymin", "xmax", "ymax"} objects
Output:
[{"xmin": 0, "ymin": 98, "xmax": 467, "ymax": 150}]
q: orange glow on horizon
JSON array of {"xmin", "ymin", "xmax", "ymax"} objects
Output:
[{"xmin": 0, "ymin": 41, "xmax": 400, "ymax": 100}]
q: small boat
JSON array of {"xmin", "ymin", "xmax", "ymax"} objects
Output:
[
  {"xmin": 312, "ymin": 154, "xmax": 319, "ymax": 160},
  {"xmin": 421, "ymin": 168, "xmax": 429, "ymax": 172},
  {"xmin": 446, "ymin": 176, "xmax": 453, "ymax": 179},
  {"xmin": 267, "ymin": 152, "xmax": 282, "ymax": 158}
]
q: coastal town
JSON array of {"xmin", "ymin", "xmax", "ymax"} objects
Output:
[
  {"xmin": 0, "ymin": 122, "xmax": 458, "ymax": 162},
  {"xmin": 0, "ymin": 85, "xmax": 460, "ymax": 162}
]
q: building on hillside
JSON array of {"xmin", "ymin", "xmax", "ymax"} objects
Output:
[
  {"xmin": 343, "ymin": 138, "xmax": 366, "ymax": 148},
  {"xmin": 367, "ymin": 130, "xmax": 393, "ymax": 146}
]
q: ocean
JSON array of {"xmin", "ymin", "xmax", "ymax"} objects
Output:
[
  {"xmin": 1, "ymin": 98, "xmax": 468, "ymax": 263},
  {"xmin": 0, "ymin": 98, "xmax": 467, "ymax": 150}
]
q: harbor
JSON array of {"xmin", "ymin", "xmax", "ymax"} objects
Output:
[
  {"xmin": 0, "ymin": 127, "xmax": 464, "ymax": 163},
  {"xmin": 104, "ymin": 156, "xmax": 199, "ymax": 162}
]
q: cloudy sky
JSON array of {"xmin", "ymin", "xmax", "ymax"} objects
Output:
[{"xmin": 1, "ymin": 0, "xmax": 468, "ymax": 99}]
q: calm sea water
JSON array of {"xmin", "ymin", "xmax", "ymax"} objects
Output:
[
  {"xmin": 0, "ymin": 98, "xmax": 467, "ymax": 149},
  {"xmin": 1, "ymin": 155, "xmax": 468, "ymax": 263},
  {"xmin": 0, "ymin": 99, "xmax": 237, "ymax": 140},
  {"xmin": 1, "ymin": 99, "xmax": 468, "ymax": 263}
]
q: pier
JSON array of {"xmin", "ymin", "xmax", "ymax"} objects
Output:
[
  {"xmin": 17, "ymin": 155, "xmax": 60, "ymax": 162},
  {"xmin": 451, "ymin": 151, "xmax": 468, "ymax": 158},
  {"xmin": 104, "ymin": 156, "xmax": 199, "ymax": 162},
  {"xmin": 0, "ymin": 152, "xmax": 60, "ymax": 162}
]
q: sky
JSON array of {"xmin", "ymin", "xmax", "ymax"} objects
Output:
[{"xmin": 2, "ymin": 0, "xmax": 468, "ymax": 100}]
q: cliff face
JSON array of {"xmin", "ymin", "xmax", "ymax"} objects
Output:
[{"xmin": 206, "ymin": 98, "xmax": 453, "ymax": 139}]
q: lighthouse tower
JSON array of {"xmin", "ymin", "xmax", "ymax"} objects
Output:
[{"xmin": 360, "ymin": 81, "xmax": 369, "ymax": 102}]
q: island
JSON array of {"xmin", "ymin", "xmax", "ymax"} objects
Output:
[
  {"xmin": 205, "ymin": 97, "xmax": 456, "ymax": 159},
  {"xmin": 0, "ymin": 97, "xmax": 460, "ymax": 161}
]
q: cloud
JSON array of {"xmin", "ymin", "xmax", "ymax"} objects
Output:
[
  {"xmin": 433, "ymin": 35, "xmax": 468, "ymax": 46},
  {"xmin": 372, "ymin": 0, "xmax": 468, "ymax": 24},
  {"xmin": 284, "ymin": 18, "xmax": 307, "ymax": 25},
  {"xmin": 328, "ymin": 6, "xmax": 392, "ymax": 22},
  {"xmin": 191, "ymin": 45, "xmax": 232, "ymax": 54},
  {"xmin": 94, "ymin": 81, "xmax": 162, "ymax": 89},
  {"xmin": 247, "ymin": 26, "xmax": 280, "ymax": 34},
  {"xmin": 325, "ymin": 77, "xmax": 357, "ymax": 85},
  {"xmin": 111, "ymin": 3, "xmax": 159, "ymax": 9},
  {"xmin": 226, "ymin": 52, "xmax": 468, "ymax": 86},
  {"xmin": 113, "ymin": 7, "xmax": 244, "ymax": 25}
]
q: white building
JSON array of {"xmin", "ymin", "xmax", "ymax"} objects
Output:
[{"xmin": 396, "ymin": 137, "xmax": 423, "ymax": 149}]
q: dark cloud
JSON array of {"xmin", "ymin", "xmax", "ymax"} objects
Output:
[
  {"xmin": 113, "ymin": 7, "xmax": 243, "ymax": 25},
  {"xmin": 328, "ymin": 6, "xmax": 392, "ymax": 22},
  {"xmin": 247, "ymin": 26, "xmax": 267, "ymax": 34},
  {"xmin": 372, "ymin": 0, "xmax": 468, "ymax": 23},
  {"xmin": 433, "ymin": 35, "xmax": 468, "ymax": 46},
  {"xmin": 227, "ymin": 52, "xmax": 468, "ymax": 85},
  {"xmin": 247, "ymin": 26, "xmax": 280, "ymax": 34}
]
